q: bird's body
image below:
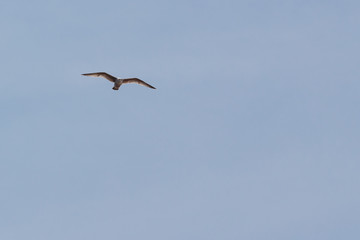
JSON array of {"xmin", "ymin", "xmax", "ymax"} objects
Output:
[
  {"xmin": 82, "ymin": 72, "xmax": 156, "ymax": 90},
  {"xmin": 113, "ymin": 79, "xmax": 123, "ymax": 90}
]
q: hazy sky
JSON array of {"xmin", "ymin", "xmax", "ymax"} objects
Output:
[{"xmin": 1, "ymin": 0, "xmax": 360, "ymax": 239}]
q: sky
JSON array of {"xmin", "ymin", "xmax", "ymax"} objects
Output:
[{"xmin": 1, "ymin": 0, "xmax": 360, "ymax": 239}]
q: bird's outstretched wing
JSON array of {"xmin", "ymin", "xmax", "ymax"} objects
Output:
[
  {"xmin": 82, "ymin": 72, "xmax": 117, "ymax": 82},
  {"xmin": 122, "ymin": 78, "xmax": 156, "ymax": 89}
]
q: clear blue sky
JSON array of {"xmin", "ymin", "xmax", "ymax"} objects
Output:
[{"xmin": 1, "ymin": 0, "xmax": 360, "ymax": 239}]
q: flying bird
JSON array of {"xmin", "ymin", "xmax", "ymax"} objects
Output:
[{"xmin": 82, "ymin": 72, "xmax": 156, "ymax": 90}]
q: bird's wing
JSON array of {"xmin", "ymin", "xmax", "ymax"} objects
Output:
[
  {"xmin": 122, "ymin": 78, "xmax": 156, "ymax": 89},
  {"xmin": 82, "ymin": 72, "xmax": 117, "ymax": 82}
]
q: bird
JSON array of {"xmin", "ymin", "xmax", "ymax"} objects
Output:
[{"xmin": 82, "ymin": 72, "xmax": 156, "ymax": 90}]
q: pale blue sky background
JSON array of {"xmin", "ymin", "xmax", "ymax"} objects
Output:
[{"xmin": 1, "ymin": 0, "xmax": 360, "ymax": 239}]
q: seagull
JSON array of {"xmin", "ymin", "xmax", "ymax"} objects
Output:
[{"xmin": 82, "ymin": 72, "xmax": 156, "ymax": 90}]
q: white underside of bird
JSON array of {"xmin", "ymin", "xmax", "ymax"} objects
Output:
[{"xmin": 82, "ymin": 72, "xmax": 156, "ymax": 90}]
